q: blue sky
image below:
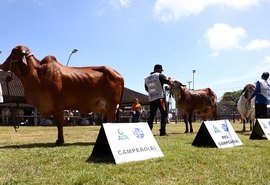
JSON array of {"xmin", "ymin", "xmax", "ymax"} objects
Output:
[{"xmin": 1, "ymin": 0, "xmax": 270, "ymax": 101}]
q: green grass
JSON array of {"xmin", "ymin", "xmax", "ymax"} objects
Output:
[{"xmin": 0, "ymin": 122, "xmax": 269, "ymax": 185}]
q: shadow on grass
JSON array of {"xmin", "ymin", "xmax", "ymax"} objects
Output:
[
  {"xmin": 0, "ymin": 142, "xmax": 95, "ymax": 149},
  {"xmin": 153, "ymin": 132, "xmax": 197, "ymax": 136},
  {"xmin": 87, "ymin": 155, "xmax": 115, "ymax": 164},
  {"xmin": 235, "ymin": 130, "xmax": 252, "ymax": 136}
]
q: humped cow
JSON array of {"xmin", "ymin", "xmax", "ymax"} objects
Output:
[
  {"xmin": 169, "ymin": 80, "xmax": 217, "ymax": 133},
  {"xmin": 237, "ymin": 84, "xmax": 255, "ymax": 131},
  {"xmin": 0, "ymin": 45, "xmax": 124, "ymax": 145}
]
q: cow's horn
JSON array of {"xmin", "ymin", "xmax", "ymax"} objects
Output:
[{"xmin": 21, "ymin": 50, "xmax": 27, "ymax": 55}]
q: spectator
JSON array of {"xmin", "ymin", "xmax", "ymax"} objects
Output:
[{"xmin": 131, "ymin": 98, "xmax": 141, "ymax": 122}]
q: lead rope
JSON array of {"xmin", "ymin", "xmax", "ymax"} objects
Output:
[{"xmin": 5, "ymin": 62, "xmax": 19, "ymax": 131}]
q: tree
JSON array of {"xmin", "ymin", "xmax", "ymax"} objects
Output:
[{"xmin": 218, "ymin": 90, "xmax": 242, "ymax": 113}]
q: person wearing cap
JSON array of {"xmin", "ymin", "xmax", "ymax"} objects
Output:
[
  {"xmin": 144, "ymin": 64, "xmax": 172, "ymax": 136},
  {"xmin": 132, "ymin": 98, "xmax": 141, "ymax": 122},
  {"xmin": 249, "ymin": 72, "xmax": 270, "ymax": 118}
]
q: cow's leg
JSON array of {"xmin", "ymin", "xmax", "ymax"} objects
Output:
[
  {"xmin": 188, "ymin": 114, "xmax": 193, "ymax": 133},
  {"xmin": 250, "ymin": 119, "xmax": 253, "ymax": 131},
  {"xmin": 106, "ymin": 108, "xmax": 116, "ymax": 123},
  {"xmin": 242, "ymin": 119, "xmax": 246, "ymax": 132},
  {"xmin": 55, "ymin": 113, "xmax": 65, "ymax": 145},
  {"xmin": 183, "ymin": 115, "xmax": 189, "ymax": 133}
]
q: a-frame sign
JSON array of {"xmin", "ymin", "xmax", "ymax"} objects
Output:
[
  {"xmin": 250, "ymin": 119, "xmax": 270, "ymax": 140},
  {"xmin": 89, "ymin": 123, "xmax": 164, "ymax": 164},
  {"xmin": 192, "ymin": 120, "xmax": 243, "ymax": 148}
]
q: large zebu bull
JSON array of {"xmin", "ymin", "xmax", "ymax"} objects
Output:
[
  {"xmin": 0, "ymin": 45, "xmax": 124, "ymax": 144},
  {"xmin": 237, "ymin": 84, "xmax": 255, "ymax": 131},
  {"xmin": 169, "ymin": 80, "xmax": 217, "ymax": 133}
]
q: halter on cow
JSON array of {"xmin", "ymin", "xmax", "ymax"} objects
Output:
[{"xmin": 0, "ymin": 45, "xmax": 124, "ymax": 145}]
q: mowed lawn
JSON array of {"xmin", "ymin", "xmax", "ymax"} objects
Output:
[{"xmin": 0, "ymin": 121, "xmax": 269, "ymax": 185}]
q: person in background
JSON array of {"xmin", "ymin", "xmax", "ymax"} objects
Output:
[
  {"xmin": 132, "ymin": 98, "xmax": 141, "ymax": 122},
  {"xmin": 249, "ymin": 72, "xmax": 270, "ymax": 118},
  {"xmin": 144, "ymin": 64, "xmax": 172, "ymax": 136}
]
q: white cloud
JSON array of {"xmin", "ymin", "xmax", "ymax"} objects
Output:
[
  {"xmin": 261, "ymin": 56, "xmax": 270, "ymax": 64},
  {"xmin": 110, "ymin": 0, "xmax": 131, "ymax": 9},
  {"xmin": 204, "ymin": 23, "xmax": 270, "ymax": 54},
  {"xmin": 153, "ymin": 0, "xmax": 261, "ymax": 22},
  {"xmin": 205, "ymin": 23, "xmax": 247, "ymax": 53},
  {"xmin": 31, "ymin": 0, "xmax": 51, "ymax": 6},
  {"xmin": 244, "ymin": 39, "xmax": 270, "ymax": 51},
  {"xmin": 210, "ymin": 56, "xmax": 270, "ymax": 88}
]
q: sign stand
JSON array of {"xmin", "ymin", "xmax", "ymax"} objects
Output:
[
  {"xmin": 192, "ymin": 120, "xmax": 243, "ymax": 148},
  {"xmin": 88, "ymin": 123, "xmax": 164, "ymax": 164},
  {"xmin": 192, "ymin": 122, "xmax": 216, "ymax": 147},
  {"xmin": 250, "ymin": 119, "xmax": 270, "ymax": 140},
  {"xmin": 88, "ymin": 125, "xmax": 114, "ymax": 163}
]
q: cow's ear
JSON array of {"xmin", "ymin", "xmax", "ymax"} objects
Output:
[
  {"xmin": 18, "ymin": 61, "xmax": 28, "ymax": 75},
  {"xmin": 20, "ymin": 50, "xmax": 28, "ymax": 65},
  {"xmin": 20, "ymin": 56, "xmax": 27, "ymax": 65},
  {"xmin": 19, "ymin": 55, "xmax": 29, "ymax": 75}
]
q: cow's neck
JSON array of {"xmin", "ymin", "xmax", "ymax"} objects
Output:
[
  {"xmin": 26, "ymin": 56, "xmax": 40, "ymax": 73},
  {"xmin": 19, "ymin": 56, "xmax": 42, "ymax": 104},
  {"xmin": 180, "ymin": 88, "xmax": 188, "ymax": 99}
]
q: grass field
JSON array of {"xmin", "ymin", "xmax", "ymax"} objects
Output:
[{"xmin": 0, "ymin": 121, "xmax": 269, "ymax": 185}]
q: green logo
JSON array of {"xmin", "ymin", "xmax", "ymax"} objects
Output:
[
  {"xmin": 213, "ymin": 125, "xmax": 221, "ymax": 133},
  {"xmin": 118, "ymin": 129, "xmax": 129, "ymax": 140}
]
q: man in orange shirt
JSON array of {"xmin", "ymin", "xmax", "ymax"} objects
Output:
[{"xmin": 132, "ymin": 98, "xmax": 141, "ymax": 122}]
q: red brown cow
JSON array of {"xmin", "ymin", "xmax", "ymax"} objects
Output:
[
  {"xmin": 0, "ymin": 45, "xmax": 124, "ymax": 145},
  {"xmin": 169, "ymin": 80, "xmax": 217, "ymax": 133}
]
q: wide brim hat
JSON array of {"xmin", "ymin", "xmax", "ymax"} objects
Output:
[{"xmin": 154, "ymin": 64, "xmax": 163, "ymax": 72}]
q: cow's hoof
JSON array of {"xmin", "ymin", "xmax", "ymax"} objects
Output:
[
  {"xmin": 190, "ymin": 130, "xmax": 193, "ymax": 133},
  {"xmin": 184, "ymin": 130, "xmax": 188, "ymax": 133},
  {"xmin": 55, "ymin": 139, "xmax": 64, "ymax": 146}
]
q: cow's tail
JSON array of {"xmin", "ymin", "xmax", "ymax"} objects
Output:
[
  {"xmin": 116, "ymin": 79, "xmax": 125, "ymax": 123},
  {"xmin": 209, "ymin": 88, "xmax": 218, "ymax": 120}
]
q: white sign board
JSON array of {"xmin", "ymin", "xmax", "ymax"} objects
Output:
[
  {"xmin": 250, "ymin": 119, "xmax": 270, "ymax": 140},
  {"xmin": 192, "ymin": 120, "xmax": 243, "ymax": 148},
  {"xmin": 90, "ymin": 122, "xmax": 164, "ymax": 164}
]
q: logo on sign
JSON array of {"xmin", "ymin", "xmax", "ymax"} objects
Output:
[
  {"xmin": 262, "ymin": 122, "xmax": 268, "ymax": 129},
  {"xmin": 213, "ymin": 125, "xmax": 221, "ymax": 133},
  {"xmin": 222, "ymin": 124, "xmax": 229, "ymax": 132},
  {"xmin": 118, "ymin": 129, "xmax": 129, "ymax": 140},
  {"xmin": 133, "ymin": 128, "xmax": 144, "ymax": 139}
]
